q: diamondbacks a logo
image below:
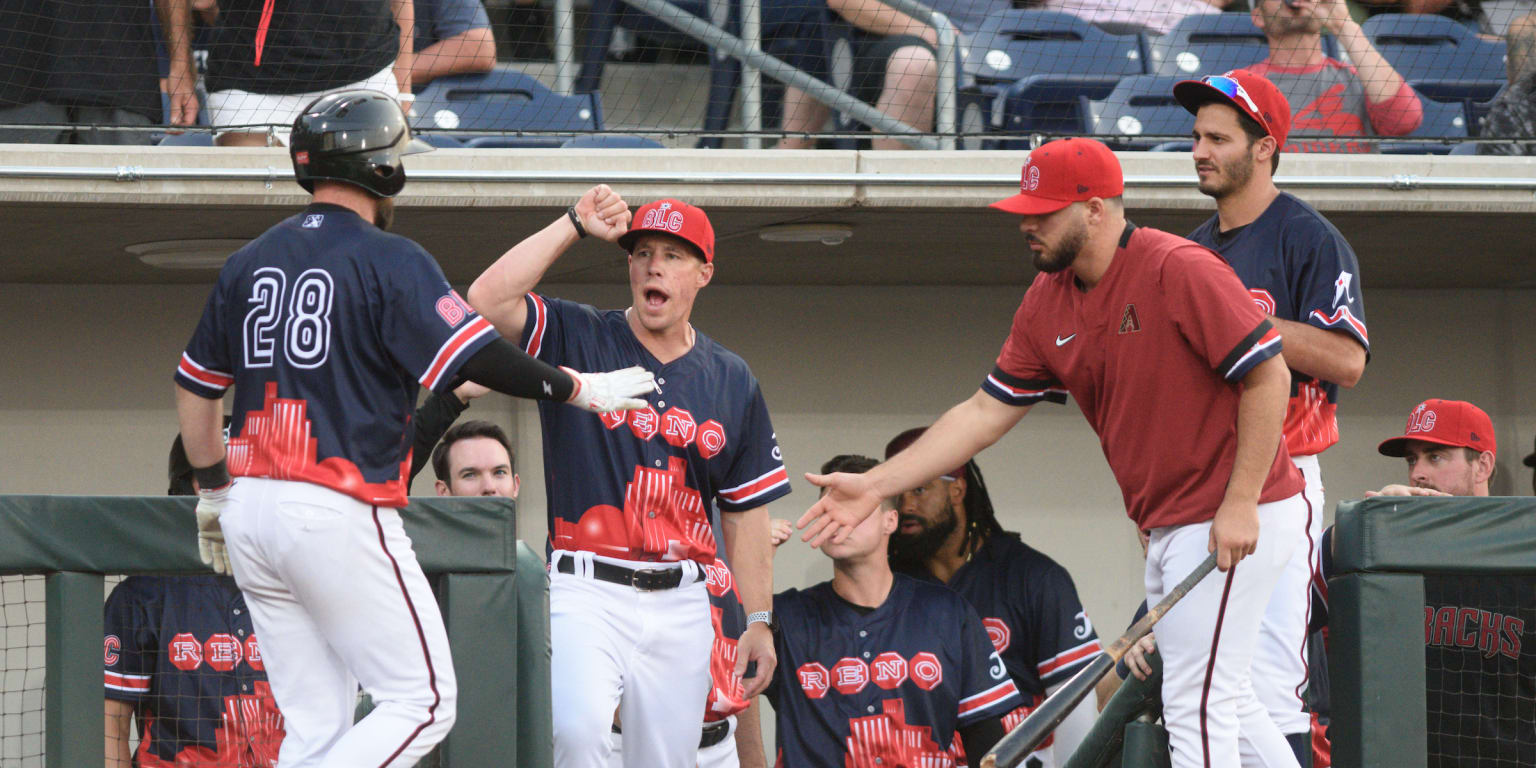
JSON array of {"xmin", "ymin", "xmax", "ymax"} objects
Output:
[
  {"xmin": 643, "ymin": 202, "xmax": 685, "ymax": 233},
  {"xmin": 1118, "ymin": 303, "xmax": 1141, "ymax": 334}
]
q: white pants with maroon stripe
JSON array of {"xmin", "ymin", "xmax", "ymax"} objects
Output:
[
  {"xmin": 221, "ymin": 478, "xmax": 456, "ymax": 768},
  {"xmin": 1147, "ymin": 494, "xmax": 1306, "ymax": 768},
  {"xmin": 1252, "ymin": 456, "xmax": 1323, "ymax": 737},
  {"xmin": 551, "ymin": 550, "xmax": 713, "ymax": 768}
]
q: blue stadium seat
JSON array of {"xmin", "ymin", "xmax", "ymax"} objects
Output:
[
  {"xmin": 1380, "ymin": 96, "xmax": 1469, "ymax": 154},
  {"xmin": 157, "ymin": 132, "xmax": 215, "ymax": 146},
  {"xmin": 964, "ymin": 10, "xmax": 1146, "ymax": 85},
  {"xmin": 1362, "ymin": 14, "xmax": 1506, "ymax": 102},
  {"xmin": 576, "ymin": 0, "xmax": 739, "ymax": 148},
  {"xmin": 1083, "ymin": 75, "xmax": 1193, "ymax": 149},
  {"xmin": 411, "ymin": 66, "xmax": 602, "ymax": 148},
  {"xmin": 994, "ymin": 74, "xmax": 1124, "ymax": 144},
  {"xmin": 418, "ymin": 134, "xmax": 467, "ymax": 148},
  {"xmin": 1466, "ymin": 84, "xmax": 1508, "ymax": 136},
  {"xmin": 560, "ymin": 134, "xmax": 665, "ymax": 148},
  {"xmin": 1148, "ymin": 13, "xmax": 1270, "ymax": 77}
]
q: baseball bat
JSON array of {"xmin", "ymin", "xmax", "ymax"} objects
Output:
[{"xmin": 979, "ymin": 551, "xmax": 1219, "ymax": 768}]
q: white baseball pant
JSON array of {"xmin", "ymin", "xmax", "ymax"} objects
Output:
[
  {"xmin": 551, "ymin": 550, "xmax": 714, "ymax": 768},
  {"xmin": 1252, "ymin": 455, "xmax": 1324, "ymax": 738},
  {"xmin": 609, "ymin": 715, "xmax": 740, "ymax": 768},
  {"xmin": 220, "ymin": 477, "xmax": 456, "ymax": 768},
  {"xmin": 1147, "ymin": 492, "xmax": 1308, "ymax": 768}
]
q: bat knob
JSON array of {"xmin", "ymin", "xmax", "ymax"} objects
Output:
[{"xmin": 980, "ymin": 756, "xmax": 998, "ymax": 768}]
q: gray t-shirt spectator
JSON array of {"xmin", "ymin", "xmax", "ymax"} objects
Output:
[
  {"xmin": 1251, "ymin": 57, "xmax": 1423, "ymax": 152},
  {"xmin": 414, "ymin": 0, "xmax": 492, "ymax": 52}
]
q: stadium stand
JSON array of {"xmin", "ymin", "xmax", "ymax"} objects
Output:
[
  {"xmin": 1362, "ymin": 13, "xmax": 1508, "ymax": 103},
  {"xmin": 411, "ymin": 65, "xmax": 602, "ymax": 147},
  {"xmin": 1082, "ymin": 75, "xmax": 1192, "ymax": 149}
]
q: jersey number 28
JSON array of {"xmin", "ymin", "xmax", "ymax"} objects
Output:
[{"xmin": 244, "ymin": 267, "xmax": 335, "ymax": 369}]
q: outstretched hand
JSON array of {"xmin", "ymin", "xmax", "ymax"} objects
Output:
[
  {"xmin": 1364, "ymin": 484, "xmax": 1450, "ymax": 498},
  {"xmin": 575, "ymin": 185, "xmax": 632, "ymax": 242},
  {"xmin": 796, "ymin": 472, "xmax": 884, "ymax": 548}
]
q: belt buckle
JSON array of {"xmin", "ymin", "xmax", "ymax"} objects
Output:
[{"xmin": 630, "ymin": 567, "xmax": 672, "ymax": 591}]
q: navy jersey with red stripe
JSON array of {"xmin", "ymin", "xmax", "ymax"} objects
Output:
[
  {"xmin": 984, "ymin": 223, "xmax": 1303, "ymax": 530},
  {"xmin": 767, "ymin": 575, "xmax": 1023, "ymax": 768},
  {"xmin": 175, "ymin": 204, "xmax": 497, "ymax": 507},
  {"xmin": 1188, "ymin": 192, "xmax": 1369, "ymax": 458},
  {"xmin": 104, "ymin": 575, "xmax": 284, "ymax": 767},
  {"xmin": 906, "ymin": 534, "xmax": 1102, "ymax": 732},
  {"xmin": 519, "ymin": 294, "xmax": 790, "ymax": 565}
]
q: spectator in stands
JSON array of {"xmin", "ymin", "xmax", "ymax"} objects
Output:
[
  {"xmin": 0, "ymin": 0, "xmax": 196, "ymax": 144},
  {"xmin": 191, "ymin": 0, "xmax": 414, "ymax": 146},
  {"xmin": 1352, "ymin": 0, "xmax": 1534, "ymax": 37},
  {"xmin": 1477, "ymin": 9, "xmax": 1536, "ymax": 154},
  {"xmin": 1034, "ymin": 0, "xmax": 1232, "ymax": 36},
  {"xmin": 1250, "ymin": 0, "xmax": 1424, "ymax": 152},
  {"xmin": 430, "ymin": 418, "xmax": 520, "ymax": 498},
  {"xmin": 412, "ymin": 0, "xmax": 497, "ymax": 87}
]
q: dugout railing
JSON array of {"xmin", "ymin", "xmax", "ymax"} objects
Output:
[{"xmin": 0, "ymin": 494, "xmax": 552, "ymax": 768}]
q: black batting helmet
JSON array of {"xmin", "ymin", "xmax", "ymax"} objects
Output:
[{"xmin": 289, "ymin": 89, "xmax": 433, "ymax": 198}]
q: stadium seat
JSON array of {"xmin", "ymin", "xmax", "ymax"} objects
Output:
[
  {"xmin": 411, "ymin": 66, "xmax": 602, "ymax": 148},
  {"xmin": 1148, "ymin": 13, "xmax": 1270, "ymax": 77},
  {"xmin": 1362, "ymin": 14, "xmax": 1506, "ymax": 103},
  {"xmin": 1466, "ymin": 84, "xmax": 1508, "ymax": 136},
  {"xmin": 1380, "ymin": 95, "xmax": 1469, "ymax": 154},
  {"xmin": 560, "ymin": 134, "xmax": 666, "ymax": 148},
  {"xmin": 1083, "ymin": 75, "xmax": 1193, "ymax": 149},
  {"xmin": 157, "ymin": 132, "xmax": 215, "ymax": 146},
  {"xmin": 964, "ymin": 9, "xmax": 1147, "ymax": 86},
  {"xmin": 994, "ymin": 74, "xmax": 1125, "ymax": 144},
  {"xmin": 418, "ymin": 134, "xmax": 467, "ymax": 148},
  {"xmin": 576, "ymin": 0, "xmax": 739, "ymax": 148}
]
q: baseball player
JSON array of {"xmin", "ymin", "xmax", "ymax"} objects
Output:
[
  {"xmin": 609, "ymin": 558, "xmax": 766, "ymax": 767},
  {"xmin": 172, "ymin": 90, "xmax": 655, "ymax": 768},
  {"xmin": 1314, "ymin": 399, "xmax": 1532, "ymax": 767},
  {"xmin": 883, "ymin": 427, "xmax": 1102, "ymax": 768},
  {"xmin": 1176, "ymin": 69, "xmax": 1370, "ymax": 766},
  {"xmin": 770, "ymin": 454, "xmax": 1021, "ymax": 767},
  {"xmin": 105, "ymin": 433, "xmax": 285, "ymax": 768},
  {"xmin": 800, "ymin": 137, "xmax": 1310, "ymax": 768},
  {"xmin": 429, "ymin": 418, "xmax": 519, "ymax": 498},
  {"xmin": 466, "ymin": 193, "xmax": 790, "ymax": 767}
]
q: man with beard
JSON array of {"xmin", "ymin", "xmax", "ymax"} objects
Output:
[
  {"xmin": 1247, "ymin": 0, "xmax": 1421, "ymax": 152},
  {"xmin": 1176, "ymin": 68, "xmax": 1369, "ymax": 767},
  {"xmin": 883, "ymin": 427, "xmax": 1101, "ymax": 768},
  {"xmin": 800, "ymin": 136, "xmax": 1310, "ymax": 768}
]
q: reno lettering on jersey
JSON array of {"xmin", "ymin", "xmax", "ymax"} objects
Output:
[
  {"xmin": 520, "ymin": 293, "xmax": 790, "ymax": 565},
  {"xmin": 175, "ymin": 203, "xmax": 498, "ymax": 508},
  {"xmin": 769, "ymin": 576, "xmax": 1023, "ymax": 768}
]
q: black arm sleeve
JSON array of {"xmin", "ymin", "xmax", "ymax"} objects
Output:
[
  {"xmin": 958, "ymin": 717, "xmax": 1007, "ymax": 763},
  {"xmin": 408, "ymin": 389, "xmax": 470, "ymax": 484},
  {"xmin": 457, "ymin": 337, "xmax": 576, "ymax": 403}
]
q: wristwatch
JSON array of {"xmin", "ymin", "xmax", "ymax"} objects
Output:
[{"xmin": 746, "ymin": 610, "xmax": 776, "ymax": 633}]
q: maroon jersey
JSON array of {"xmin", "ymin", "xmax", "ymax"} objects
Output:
[{"xmin": 984, "ymin": 223, "xmax": 1303, "ymax": 530}]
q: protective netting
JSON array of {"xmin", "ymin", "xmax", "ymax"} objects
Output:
[
  {"xmin": 0, "ymin": 0, "xmax": 1531, "ymax": 151},
  {"xmin": 1422, "ymin": 572, "xmax": 1536, "ymax": 768},
  {"xmin": 0, "ymin": 576, "xmax": 45, "ymax": 768}
]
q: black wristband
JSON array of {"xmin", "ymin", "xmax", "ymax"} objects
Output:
[
  {"xmin": 193, "ymin": 459, "xmax": 232, "ymax": 491},
  {"xmin": 567, "ymin": 206, "xmax": 588, "ymax": 238}
]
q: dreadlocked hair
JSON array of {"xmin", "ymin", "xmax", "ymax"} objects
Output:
[{"xmin": 959, "ymin": 459, "xmax": 1004, "ymax": 556}]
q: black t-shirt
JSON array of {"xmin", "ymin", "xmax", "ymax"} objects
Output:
[
  {"xmin": 205, "ymin": 0, "xmax": 398, "ymax": 95},
  {"xmin": 0, "ymin": 0, "xmax": 161, "ymax": 119},
  {"xmin": 0, "ymin": 1, "xmax": 53, "ymax": 107}
]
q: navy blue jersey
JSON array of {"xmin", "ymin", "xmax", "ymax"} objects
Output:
[
  {"xmin": 175, "ymin": 204, "xmax": 497, "ymax": 507},
  {"xmin": 909, "ymin": 534, "xmax": 1102, "ymax": 731},
  {"xmin": 104, "ymin": 575, "xmax": 283, "ymax": 767},
  {"xmin": 767, "ymin": 575, "xmax": 1023, "ymax": 768},
  {"xmin": 1187, "ymin": 193, "xmax": 1368, "ymax": 458},
  {"xmin": 519, "ymin": 294, "xmax": 790, "ymax": 564},
  {"xmin": 704, "ymin": 555, "xmax": 752, "ymax": 721}
]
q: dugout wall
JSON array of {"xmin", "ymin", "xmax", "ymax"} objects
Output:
[
  {"xmin": 1330, "ymin": 496, "xmax": 1536, "ymax": 768},
  {"xmin": 0, "ymin": 495, "xmax": 552, "ymax": 768}
]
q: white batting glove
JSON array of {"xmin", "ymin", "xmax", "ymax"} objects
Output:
[
  {"xmin": 562, "ymin": 365, "xmax": 657, "ymax": 413},
  {"xmin": 195, "ymin": 484, "xmax": 232, "ymax": 575}
]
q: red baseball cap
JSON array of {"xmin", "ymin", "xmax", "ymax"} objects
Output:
[
  {"xmin": 1173, "ymin": 69, "xmax": 1292, "ymax": 147},
  {"xmin": 619, "ymin": 198, "xmax": 715, "ymax": 263},
  {"xmin": 989, "ymin": 137, "xmax": 1125, "ymax": 216},
  {"xmin": 1378, "ymin": 399, "xmax": 1496, "ymax": 458},
  {"xmin": 885, "ymin": 427, "xmax": 967, "ymax": 482}
]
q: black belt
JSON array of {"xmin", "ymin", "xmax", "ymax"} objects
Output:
[
  {"xmin": 555, "ymin": 556, "xmax": 685, "ymax": 591},
  {"xmin": 611, "ymin": 718, "xmax": 731, "ymax": 749}
]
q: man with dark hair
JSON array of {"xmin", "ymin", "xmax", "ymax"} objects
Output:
[
  {"xmin": 1177, "ymin": 68, "xmax": 1369, "ymax": 767},
  {"xmin": 430, "ymin": 419, "xmax": 519, "ymax": 498},
  {"xmin": 768, "ymin": 454, "xmax": 1020, "ymax": 767},
  {"xmin": 884, "ymin": 427, "xmax": 1101, "ymax": 768}
]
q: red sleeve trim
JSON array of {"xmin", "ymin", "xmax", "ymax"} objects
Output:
[
  {"xmin": 177, "ymin": 353, "xmax": 233, "ymax": 390},
  {"xmin": 420, "ymin": 317, "xmax": 496, "ymax": 391}
]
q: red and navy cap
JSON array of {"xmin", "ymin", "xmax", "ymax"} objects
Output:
[
  {"xmin": 990, "ymin": 137, "xmax": 1125, "ymax": 216},
  {"xmin": 619, "ymin": 198, "xmax": 716, "ymax": 263},
  {"xmin": 1173, "ymin": 69, "xmax": 1292, "ymax": 146},
  {"xmin": 1378, "ymin": 399, "xmax": 1496, "ymax": 458}
]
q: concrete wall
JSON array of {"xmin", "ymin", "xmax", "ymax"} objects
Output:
[{"xmin": 3, "ymin": 280, "xmax": 1534, "ymax": 758}]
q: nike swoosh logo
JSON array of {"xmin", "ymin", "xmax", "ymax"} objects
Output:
[{"xmin": 1055, "ymin": 334, "xmax": 1076, "ymax": 346}]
